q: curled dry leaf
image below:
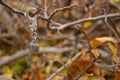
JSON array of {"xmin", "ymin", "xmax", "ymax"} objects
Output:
[
  {"xmin": 90, "ymin": 37, "xmax": 115, "ymax": 48},
  {"xmin": 90, "ymin": 37, "xmax": 119, "ymax": 63}
]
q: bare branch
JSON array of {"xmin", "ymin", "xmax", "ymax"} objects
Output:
[
  {"xmin": 0, "ymin": 45, "xmax": 84, "ymax": 68},
  {"xmin": 0, "ymin": 0, "xmax": 47, "ymax": 20},
  {"xmin": 104, "ymin": 10, "xmax": 120, "ymax": 43},
  {"xmin": 0, "ymin": 0, "xmax": 24, "ymax": 15},
  {"xmin": 51, "ymin": 13, "xmax": 120, "ymax": 30},
  {"xmin": 49, "ymin": 4, "xmax": 79, "ymax": 19}
]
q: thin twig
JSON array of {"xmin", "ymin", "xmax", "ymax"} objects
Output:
[
  {"xmin": 49, "ymin": 4, "xmax": 79, "ymax": 19},
  {"xmin": 46, "ymin": 4, "xmax": 78, "ymax": 29},
  {"xmin": 77, "ymin": 25, "xmax": 92, "ymax": 49},
  {"xmin": 104, "ymin": 10, "xmax": 120, "ymax": 43},
  {"xmin": 0, "ymin": 0, "xmax": 47, "ymax": 20},
  {"xmin": 0, "ymin": 0, "xmax": 24, "ymax": 15}
]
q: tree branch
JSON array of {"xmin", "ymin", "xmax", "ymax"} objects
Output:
[
  {"xmin": 0, "ymin": 45, "xmax": 84, "ymax": 68},
  {"xmin": 51, "ymin": 13, "xmax": 120, "ymax": 30},
  {"xmin": 49, "ymin": 4, "xmax": 78, "ymax": 19},
  {"xmin": 0, "ymin": 0, "xmax": 24, "ymax": 15}
]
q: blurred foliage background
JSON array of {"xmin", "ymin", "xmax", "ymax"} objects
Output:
[{"xmin": 0, "ymin": 0, "xmax": 120, "ymax": 80}]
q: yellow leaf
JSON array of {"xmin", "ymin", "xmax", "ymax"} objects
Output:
[
  {"xmin": 2, "ymin": 66, "xmax": 13, "ymax": 78},
  {"xmin": 79, "ymin": 74, "xmax": 100, "ymax": 80},
  {"xmin": 95, "ymin": 37, "xmax": 115, "ymax": 42},
  {"xmin": 52, "ymin": 76, "xmax": 64, "ymax": 80},
  {"xmin": 83, "ymin": 22, "xmax": 92, "ymax": 29},
  {"xmin": 46, "ymin": 60, "xmax": 53, "ymax": 73},
  {"xmin": 110, "ymin": 0, "xmax": 115, "ymax": 3},
  {"xmin": 52, "ymin": 0, "xmax": 56, "ymax": 3},
  {"xmin": 39, "ymin": 41, "xmax": 45, "ymax": 47},
  {"xmin": 108, "ymin": 42, "xmax": 119, "ymax": 63},
  {"xmin": 110, "ymin": 0, "xmax": 120, "ymax": 4},
  {"xmin": 90, "ymin": 37, "xmax": 115, "ymax": 48}
]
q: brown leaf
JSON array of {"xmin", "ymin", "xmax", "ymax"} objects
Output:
[
  {"xmin": 30, "ymin": 57, "xmax": 45, "ymax": 80},
  {"xmin": 80, "ymin": 48, "xmax": 91, "ymax": 61},
  {"xmin": 31, "ymin": 64, "xmax": 45, "ymax": 80},
  {"xmin": 81, "ymin": 52, "xmax": 91, "ymax": 61},
  {"xmin": 67, "ymin": 48, "xmax": 101, "ymax": 80},
  {"xmin": 114, "ymin": 72, "xmax": 120, "ymax": 80},
  {"xmin": 68, "ymin": 59, "xmax": 100, "ymax": 80},
  {"xmin": 91, "ymin": 48, "xmax": 100, "ymax": 58}
]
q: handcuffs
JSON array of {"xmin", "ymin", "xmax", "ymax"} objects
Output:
[{"xmin": 25, "ymin": 8, "xmax": 45, "ymax": 68}]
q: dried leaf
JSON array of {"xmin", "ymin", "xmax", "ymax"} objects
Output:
[
  {"xmin": 46, "ymin": 60, "xmax": 53, "ymax": 74},
  {"xmin": 81, "ymin": 53, "xmax": 91, "ymax": 61},
  {"xmin": 69, "ymin": 60, "xmax": 91, "ymax": 76},
  {"xmin": 52, "ymin": 0, "xmax": 56, "ymax": 3},
  {"xmin": 110, "ymin": 0, "xmax": 120, "ymax": 4},
  {"xmin": 52, "ymin": 76, "xmax": 64, "ymax": 80},
  {"xmin": 80, "ymin": 48, "xmax": 91, "ymax": 61},
  {"xmin": 79, "ymin": 74, "xmax": 101, "ymax": 80},
  {"xmin": 81, "ymin": 48, "xmax": 87, "ymax": 56},
  {"xmin": 68, "ymin": 59, "xmax": 100, "ymax": 79},
  {"xmin": 108, "ymin": 42, "xmax": 119, "ymax": 63},
  {"xmin": 30, "ymin": 57, "xmax": 45, "ymax": 80},
  {"xmin": 31, "ymin": 64, "xmax": 45, "ymax": 80},
  {"xmin": 114, "ymin": 72, "xmax": 120, "ymax": 80},
  {"xmin": 90, "ymin": 37, "xmax": 115, "ymax": 48},
  {"xmin": 91, "ymin": 48, "xmax": 100, "ymax": 58}
]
